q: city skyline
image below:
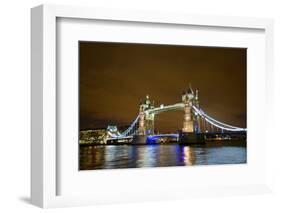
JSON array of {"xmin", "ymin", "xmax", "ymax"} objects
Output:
[{"xmin": 79, "ymin": 42, "xmax": 246, "ymax": 133}]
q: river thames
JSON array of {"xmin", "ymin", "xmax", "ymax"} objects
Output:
[{"xmin": 79, "ymin": 141, "xmax": 246, "ymax": 170}]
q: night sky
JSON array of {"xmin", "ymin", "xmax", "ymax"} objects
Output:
[{"xmin": 79, "ymin": 42, "xmax": 246, "ymax": 133}]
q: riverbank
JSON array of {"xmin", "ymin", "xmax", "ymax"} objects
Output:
[{"xmin": 79, "ymin": 139, "xmax": 246, "ymax": 147}]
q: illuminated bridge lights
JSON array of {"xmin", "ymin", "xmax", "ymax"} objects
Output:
[{"xmin": 106, "ymin": 98, "xmax": 246, "ymax": 141}]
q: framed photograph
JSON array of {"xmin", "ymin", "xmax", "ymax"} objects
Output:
[{"xmin": 31, "ymin": 4, "xmax": 274, "ymax": 208}]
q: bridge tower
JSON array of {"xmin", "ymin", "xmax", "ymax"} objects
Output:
[
  {"xmin": 137, "ymin": 95, "xmax": 155, "ymax": 135},
  {"xmin": 182, "ymin": 85, "xmax": 194, "ymax": 133},
  {"xmin": 138, "ymin": 104, "xmax": 146, "ymax": 135},
  {"xmin": 193, "ymin": 89, "xmax": 201, "ymax": 133}
]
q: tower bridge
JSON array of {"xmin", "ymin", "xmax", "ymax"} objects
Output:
[{"xmin": 106, "ymin": 84, "xmax": 246, "ymax": 144}]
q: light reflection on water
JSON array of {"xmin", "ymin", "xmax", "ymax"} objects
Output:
[{"xmin": 79, "ymin": 143, "xmax": 246, "ymax": 170}]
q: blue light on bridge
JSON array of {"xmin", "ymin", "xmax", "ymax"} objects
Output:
[
  {"xmin": 146, "ymin": 135, "xmax": 159, "ymax": 144},
  {"xmin": 146, "ymin": 134, "xmax": 179, "ymax": 144}
]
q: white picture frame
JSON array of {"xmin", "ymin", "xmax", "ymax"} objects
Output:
[{"xmin": 31, "ymin": 4, "xmax": 274, "ymax": 208}]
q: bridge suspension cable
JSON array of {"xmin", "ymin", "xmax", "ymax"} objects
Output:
[
  {"xmin": 118, "ymin": 115, "xmax": 140, "ymax": 137},
  {"xmin": 204, "ymin": 117, "xmax": 245, "ymax": 132},
  {"xmin": 195, "ymin": 106, "xmax": 244, "ymax": 129},
  {"xmin": 192, "ymin": 105, "xmax": 246, "ymax": 132}
]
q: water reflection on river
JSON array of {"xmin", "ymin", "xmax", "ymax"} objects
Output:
[{"xmin": 79, "ymin": 142, "xmax": 246, "ymax": 170}]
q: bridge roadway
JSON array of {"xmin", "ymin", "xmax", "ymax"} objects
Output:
[
  {"xmin": 106, "ymin": 134, "xmax": 179, "ymax": 144},
  {"xmin": 106, "ymin": 131, "xmax": 246, "ymax": 144},
  {"xmin": 107, "ymin": 133, "xmax": 179, "ymax": 141}
]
